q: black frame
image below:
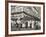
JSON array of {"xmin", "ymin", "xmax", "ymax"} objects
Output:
[{"xmin": 5, "ymin": 1, "xmax": 45, "ymax": 37}]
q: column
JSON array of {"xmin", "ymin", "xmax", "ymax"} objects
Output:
[
  {"xmin": 32, "ymin": 21, "xmax": 34, "ymax": 28},
  {"xmin": 28, "ymin": 21, "xmax": 30, "ymax": 27},
  {"xmin": 22, "ymin": 23, "xmax": 25, "ymax": 28}
]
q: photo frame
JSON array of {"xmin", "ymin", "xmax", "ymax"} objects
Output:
[{"xmin": 5, "ymin": 0, "xmax": 45, "ymax": 37}]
